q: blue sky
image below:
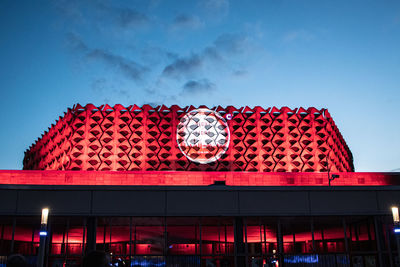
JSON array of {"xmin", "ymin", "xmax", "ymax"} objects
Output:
[{"xmin": 0, "ymin": 0, "xmax": 399, "ymax": 171}]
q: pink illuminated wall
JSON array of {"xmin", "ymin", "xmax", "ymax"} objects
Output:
[
  {"xmin": 23, "ymin": 104, "xmax": 353, "ymax": 173},
  {"xmin": 0, "ymin": 170, "xmax": 398, "ymax": 186}
]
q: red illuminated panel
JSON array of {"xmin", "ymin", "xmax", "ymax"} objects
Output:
[
  {"xmin": 23, "ymin": 104, "xmax": 353, "ymax": 173},
  {"xmin": 168, "ymin": 244, "xmax": 198, "ymax": 255},
  {"xmin": 246, "ymin": 226, "xmax": 277, "ymax": 243},
  {"xmin": 0, "ymin": 170, "xmax": 399, "ymax": 186}
]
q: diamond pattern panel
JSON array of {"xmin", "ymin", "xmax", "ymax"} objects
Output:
[{"xmin": 23, "ymin": 104, "xmax": 354, "ymax": 172}]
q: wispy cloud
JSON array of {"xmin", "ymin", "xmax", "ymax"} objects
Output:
[
  {"xmin": 181, "ymin": 79, "xmax": 216, "ymax": 96},
  {"xmin": 214, "ymin": 33, "xmax": 249, "ymax": 54},
  {"xmin": 68, "ymin": 33, "xmax": 148, "ymax": 81},
  {"xmin": 162, "ymin": 54, "xmax": 203, "ymax": 79},
  {"xmin": 96, "ymin": 3, "xmax": 150, "ymax": 29},
  {"xmin": 200, "ymin": 0, "xmax": 230, "ymax": 17},
  {"xmin": 232, "ymin": 69, "xmax": 248, "ymax": 76},
  {"xmin": 55, "ymin": 1, "xmax": 150, "ymax": 30},
  {"xmin": 58, "ymin": 1, "xmax": 255, "ymax": 102},
  {"xmin": 87, "ymin": 49, "xmax": 148, "ymax": 81},
  {"xmin": 161, "ymin": 32, "xmax": 249, "ymax": 79},
  {"xmin": 170, "ymin": 14, "xmax": 204, "ymax": 30},
  {"xmin": 91, "ymin": 78, "xmax": 108, "ymax": 93}
]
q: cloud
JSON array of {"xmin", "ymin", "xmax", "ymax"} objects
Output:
[
  {"xmin": 161, "ymin": 32, "xmax": 248, "ymax": 79},
  {"xmin": 232, "ymin": 70, "xmax": 248, "ymax": 76},
  {"xmin": 68, "ymin": 33, "xmax": 148, "ymax": 81},
  {"xmin": 283, "ymin": 29, "xmax": 315, "ymax": 43},
  {"xmin": 87, "ymin": 49, "xmax": 148, "ymax": 80},
  {"xmin": 91, "ymin": 78, "xmax": 108, "ymax": 93},
  {"xmin": 181, "ymin": 79, "xmax": 216, "ymax": 96},
  {"xmin": 214, "ymin": 33, "xmax": 248, "ymax": 54},
  {"xmin": 96, "ymin": 3, "xmax": 149, "ymax": 28},
  {"xmin": 202, "ymin": 46, "xmax": 222, "ymax": 61},
  {"xmin": 56, "ymin": 1, "xmax": 150, "ymax": 30},
  {"xmin": 91, "ymin": 79, "xmax": 133, "ymax": 103},
  {"xmin": 201, "ymin": 0, "xmax": 229, "ymax": 16},
  {"xmin": 67, "ymin": 32, "xmax": 89, "ymax": 52},
  {"xmin": 170, "ymin": 14, "xmax": 204, "ymax": 30},
  {"xmin": 162, "ymin": 54, "xmax": 203, "ymax": 79},
  {"xmin": 140, "ymin": 46, "xmax": 178, "ymax": 67},
  {"xmin": 203, "ymin": 0, "xmax": 229, "ymax": 9}
]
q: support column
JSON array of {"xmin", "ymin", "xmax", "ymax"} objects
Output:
[
  {"xmin": 37, "ymin": 235, "xmax": 46, "ymax": 267},
  {"xmin": 86, "ymin": 217, "xmax": 97, "ymax": 253},
  {"xmin": 373, "ymin": 216, "xmax": 383, "ymax": 267},
  {"xmin": 277, "ymin": 220, "xmax": 284, "ymax": 267},
  {"xmin": 234, "ymin": 217, "xmax": 246, "ymax": 267}
]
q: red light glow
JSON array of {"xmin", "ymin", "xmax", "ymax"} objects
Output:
[
  {"xmin": 23, "ymin": 104, "xmax": 353, "ymax": 173},
  {"xmin": 1, "ymin": 170, "xmax": 399, "ymax": 186}
]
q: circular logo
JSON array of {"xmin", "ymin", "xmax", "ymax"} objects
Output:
[{"xmin": 177, "ymin": 108, "xmax": 230, "ymax": 164}]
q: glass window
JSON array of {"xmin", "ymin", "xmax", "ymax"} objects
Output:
[
  {"xmin": 281, "ymin": 217, "xmax": 313, "ymax": 254},
  {"xmin": 201, "ymin": 217, "xmax": 234, "ymax": 256},
  {"xmin": 167, "ymin": 217, "xmax": 199, "ymax": 255},
  {"xmin": 133, "ymin": 217, "xmax": 164, "ymax": 256},
  {"xmin": 245, "ymin": 217, "xmax": 278, "ymax": 256},
  {"xmin": 0, "ymin": 217, "xmax": 14, "ymax": 255},
  {"xmin": 110, "ymin": 217, "xmax": 130, "ymax": 256},
  {"xmin": 1, "ymin": 215, "xmax": 391, "ymax": 265},
  {"xmin": 50, "ymin": 217, "xmax": 86, "ymax": 256},
  {"xmin": 379, "ymin": 216, "xmax": 398, "ymax": 264},
  {"xmin": 261, "ymin": 217, "xmax": 278, "ymax": 255},
  {"xmin": 14, "ymin": 217, "xmax": 40, "ymax": 255},
  {"xmin": 314, "ymin": 217, "xmax": 346, "ymax": 253},
  {"xmin": 346, "ymin": 216, "xmax": 376, "ymax": 252},
  {"xmin": 96, "ymin": 217, "xmax": 111, "ymax": 252},
  {"xmin": 50, "ymin": 217, "xmax": 67, "ymax": 255},
  {"xmin": 67, "ymin": 217, "xmax": 85, "ymax": 255},
  {"xmin": 246, "ymin": 217, "xmax": 263, "ymax": 255}
]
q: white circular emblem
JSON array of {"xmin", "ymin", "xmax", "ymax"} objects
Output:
[{"xmin": 177, "ymin": 108, "xmax": 230, "ymax": 164}]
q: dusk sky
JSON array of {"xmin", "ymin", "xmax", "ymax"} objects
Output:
[{"xmin": 1, "ymin": 0, "xmax": 399, "ymax": 171}]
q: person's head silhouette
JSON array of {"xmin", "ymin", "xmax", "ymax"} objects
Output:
[
  {"xmin": 6, "ymin": 254, "xmax": 27, "ymax": 267},
  {"xmin": 82, "ymin": 251, "xmax": 110, "ymax": 267}
]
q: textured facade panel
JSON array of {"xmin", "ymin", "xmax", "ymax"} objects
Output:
[
  {"xmin": 23, "ymin": 104, "xmax": 354, "ymax": 172},
  {"xmin": 2, "ymin": 170, "xmax": 399, "ymax": 186}
]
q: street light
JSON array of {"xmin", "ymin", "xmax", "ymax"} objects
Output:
[
  {"xmin": 40, "ymin": 208, "xmax": 49, "ymax": 236},
  {"xmin": 41, "ymin": 208, "xmax": 49, "ymax": 225},
  {"xmin": 392, "ymin": 207, "xmax": 399, "ymax": 227},
  {"xmin": 391, "ymin": 206, "xmax": 400, "ymax": 265},
  {"xmin": 38, "ymin": 208, "xmax": 49, "ymax": 267}
]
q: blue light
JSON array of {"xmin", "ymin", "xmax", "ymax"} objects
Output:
[
  {"xmin": 130, "ymin": 258, "xmax": 166, "ymax": 267},
  {"xmin": 284, "ymin": 255, "xmax": 319, "ymax": 264},
  {"xmin": 394, "ymin": 228, "xmax": 400, "ymax": 233},
  {"xmin": 39, "ymin": 231, "xmax": 47, "ymax": 236}
]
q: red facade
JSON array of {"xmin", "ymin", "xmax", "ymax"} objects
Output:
[
  {"xmin": 1, "ymin": 170, "xmax": 398, "ymax": 186},
  {"xmin": 23, "ymin": 104, "xmax": 353, "ymax": 172}
]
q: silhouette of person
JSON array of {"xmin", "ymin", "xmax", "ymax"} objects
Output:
[
  {"xmin": 82, "ymin": 251, "xmax": 110, "ymax": 267},
  {"xmin": 6, "ymin": 254, "xmax": 27, "ymax": 267}
]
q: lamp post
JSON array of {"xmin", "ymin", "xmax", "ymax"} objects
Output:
[
  {"xmin": 328, "ymin": 174, "xmax": 339, "ymax": 186},
  {"xmin": 326, "ymin": 146, "xmax": 340, "ymax": 186},
  {"xmin": 37, "ymin": 208, "xmax": 49, "ymax": 267},
  {"xmin": 392, "ymin": 206, "xmax": 400, "ymax": 264}
]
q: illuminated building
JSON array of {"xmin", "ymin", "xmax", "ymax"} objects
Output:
[{"xmin": 0, "ymin": 104, "xmax": 399, "ymax": 267}]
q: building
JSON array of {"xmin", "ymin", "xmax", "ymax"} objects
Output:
[{"xmin": 0, "ymin": 104, "xmax": 399, "ymax": 267}]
